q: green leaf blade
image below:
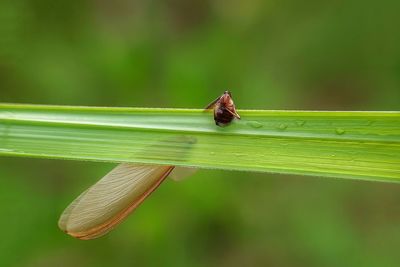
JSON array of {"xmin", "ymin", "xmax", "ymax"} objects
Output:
[{"xmin": 1, "ymin": 104, "xmax": 399, "ymax": 182}]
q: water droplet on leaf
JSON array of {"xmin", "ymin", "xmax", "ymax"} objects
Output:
[
  {"xmin": 247, "ymin": 121, "xmax": 263, "ymax": 128},
  {"xmin": 335, "ymin": 128, "xmax": 345, "ymax": 135},
  {"xmin": 278, "ymin": 124, "xmax": 287, "ymax": 130}
]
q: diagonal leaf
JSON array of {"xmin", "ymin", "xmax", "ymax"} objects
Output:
[{"xmin": 0, "ymin": 104, "xmax": 399, "ymax": 182}]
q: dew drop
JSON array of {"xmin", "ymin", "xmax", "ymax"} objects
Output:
[
  {"xmin": 278, "ymin": 123, "xmax": 288, "ymax": 130},
  {"xmin": 210, "ymin": 151, "xmax": 215, "ymax": 156},
  {"xmin": 296, "ymin": 120, "xmax": 305, "ymax": 126},
  {"xmin": 335, "ymin": 128, "xmax": 345, "ymax": 135},
  {"xmin": 247, "ymin": 121, "xmax": 263, "ymax": 128}
]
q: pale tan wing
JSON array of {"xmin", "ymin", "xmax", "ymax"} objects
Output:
[
  {"xmin": 169, "ymin": 167, "xmax": 198, "ymax": 182},
  {"xmin": 59, "ymin": 163, "xmax": 174, "ymax": 240}
]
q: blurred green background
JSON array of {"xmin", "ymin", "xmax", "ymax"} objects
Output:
[{"xmin": 1, "ymin": 0, "xmax": 400, "ymax": 266}]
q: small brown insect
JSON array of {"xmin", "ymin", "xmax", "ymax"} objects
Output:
[{"xmin": 205, "ymin": 91, "xmax": 241, "ymax": 126}]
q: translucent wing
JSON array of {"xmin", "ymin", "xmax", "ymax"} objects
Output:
[
  {"xmin": 59, "ymin": 163, "xmax": 174, "ymax": 240},
  {"xmin": 169, "ymin": 167, "xmax": 198, "ymax": 182},
  {"xmin": 204, "ymin": 95, "xmax": 221, "ymax": 110},
  {"xmin": 225, "ymin": 106, "xmax": 241, "ymax": 119}
]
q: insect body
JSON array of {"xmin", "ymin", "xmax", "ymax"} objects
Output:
[
  {"xmin": 59, "ymin": 92, "xmax": 240, "ymax": 239},
  {"xmin": 205, "ymin": 91, "xmax": 241, "ymax": 126}
]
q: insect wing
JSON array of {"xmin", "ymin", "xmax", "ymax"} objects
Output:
[
  {"xmin": 225, "ymin": 106, "xmax": 241, "ymax": 119},
  {"xmin": 169, "ymin": 167, "xmax": 198, "ymax": 181},
  {"xmin": 204, "ymin": 95, "xmax": 222, "ymax": 110},
  {"xmin": 59, "ymin": 163, "xmax": 174, "ymax": 240}
]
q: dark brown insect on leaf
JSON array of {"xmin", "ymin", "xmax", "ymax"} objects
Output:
[{"xmin": 205, "ymin": 91, "xmax": 240, "ymax": 127}]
